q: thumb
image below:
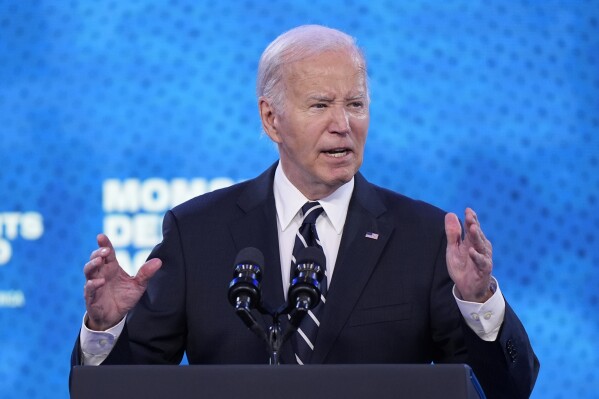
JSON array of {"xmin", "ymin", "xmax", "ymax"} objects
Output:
[
  {"xmin": 135, "ymin": 258, "xmax": 163, "ymax": 287},
  {"xmin": 444, "ymin": 212, "xmax": 462, "ymax": 247}
]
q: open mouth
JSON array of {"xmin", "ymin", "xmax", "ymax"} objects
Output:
[{"xmin": 323, "ymin": 148, "xmax": 350, "ymax": 158}]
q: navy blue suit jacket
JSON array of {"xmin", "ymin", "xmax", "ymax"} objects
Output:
[{"xmin": 72, "ymin": 163, "xmax": 539, "ymax": 398}]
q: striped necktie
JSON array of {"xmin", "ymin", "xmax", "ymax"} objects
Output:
[{"xmin": 291, "ymin": 201, "xmax": 326, "ymax": 364}]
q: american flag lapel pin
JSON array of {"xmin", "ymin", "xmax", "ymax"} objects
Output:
[{"xmin": 365, "ymin": 232, "xmax": 379, "ymax": 240}]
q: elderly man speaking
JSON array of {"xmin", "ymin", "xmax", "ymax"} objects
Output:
[{"xmin": 74, "ymin": 25, "xmax": 539, "ymax": 399}]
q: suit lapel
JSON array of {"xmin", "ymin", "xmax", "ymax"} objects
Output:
[
  {"xmin": 228, "ymin": 163, "xmax": 285, "ymax": 314},
  {"xmin": 227, "ymin": 163, "xmax": 296, "ymax": 363},
  {"xmin": 227, "ymin": 167, "xmax": 393, "ymax": 364},
  {"xmin": 311, "ymin": 173, "xmax": 394, "ymax": 363}
]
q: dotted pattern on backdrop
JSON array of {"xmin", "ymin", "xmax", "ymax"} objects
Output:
[{"xmin": 0, "ymin": 1, "xmax": 598, "ymax": 398}]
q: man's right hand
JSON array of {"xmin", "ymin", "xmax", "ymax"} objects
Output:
[{"xmin": 83, "ymin": 233, "xmax": 163, "ymax": 331}]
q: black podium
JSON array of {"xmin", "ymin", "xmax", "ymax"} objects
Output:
[{"xmin": 70, "ymin": 364, "xmax": 486, "ymax": 399}]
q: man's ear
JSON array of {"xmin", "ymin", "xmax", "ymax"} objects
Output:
[{"xmin": 259, "ymin": 97, "xmax": 282, "ymax": 143}]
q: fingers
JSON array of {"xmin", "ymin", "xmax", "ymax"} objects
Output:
[
  {"xmin": 89, "ymin": 234, "xmax": 115, "ymax": 265},
  {"xmin": 96, "ymin": 233, "xmax": 118, "ymax": 262},
  {"xmin": 85, "ymin": 245, "xmax": 114, "ymax": 280},
  {"xmin": 83, "ymin": 256, "xmax": 102, "ymax": 279},
  {"xmin": 465, "ymin": 208, "xmax": 487, "ymax": 240},
  {"xmin": 88, "ymin": 246, "xmax": 109, "ymax": 261},
  {"xmin": 86, "ymin": 234, "xmax": 118, "ymax": 280},
  {"xmin": 468, "ymin": 246, "xmax": 490, "ymax": 266},
  {"xmin": 464, "ymin": 208, "xmax": 489, "ymax": 253},
  {"xmin": 463, "ymin": 208, "xmax": 493, "ymax": 272},
  {"xmin": 83, "ymin": 278, "xmax": 106, "ymax": 302}
]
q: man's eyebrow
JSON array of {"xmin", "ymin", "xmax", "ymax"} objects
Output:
[
  {"xmin": 306, "ymin": 93, "xmax": 367, "ymax": 102},
  {"xmin": 346, "ymin": 93, "xmax": 367, "ymax": 101},
  {"xmin": 306, "ymin": 94, "xmax": 334, "ymax": 102}
]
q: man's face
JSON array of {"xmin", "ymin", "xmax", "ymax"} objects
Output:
[{"xmin": 261, "ymin": 50, "xmax": 370, "ymax": 199}]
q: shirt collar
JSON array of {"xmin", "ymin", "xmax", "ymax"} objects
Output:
[{"xmin": 273, "ymin": 162, "xmax": 354, "ymax": 234}]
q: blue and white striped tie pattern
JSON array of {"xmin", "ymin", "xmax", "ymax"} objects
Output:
[{"xmin": 291, "ymin": 201, "xmax": 326, "ymax": 365}]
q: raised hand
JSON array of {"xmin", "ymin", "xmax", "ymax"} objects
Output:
[
  {"xmin": 83, "ymin": 233, "xmax": 162, "ymax": 331},
  {"xmin": 444, "ymin": 208, "xmax": 494, "ymax": 303}
]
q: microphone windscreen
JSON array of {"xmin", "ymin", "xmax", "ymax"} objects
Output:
[
  {"xmin": 295, "ymin": 246, "xmax": 326, "ymax": 269},
  {"xmin": 234, "ymin": 247, "xmax": 265, "ymax": 270}
]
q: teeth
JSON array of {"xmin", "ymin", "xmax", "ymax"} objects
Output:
[{"xmin": 326, "ymin": 150, "xmax": 347, "ymax": 158}]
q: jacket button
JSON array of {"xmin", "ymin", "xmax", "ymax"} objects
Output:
[{"xmin": 506, "ymin": 339, "xmax": 518, "ymax": 363}]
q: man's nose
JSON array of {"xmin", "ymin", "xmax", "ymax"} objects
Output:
[{"xmin": 328, "ymin": 106, "xmax": 351, "ymax": 134}]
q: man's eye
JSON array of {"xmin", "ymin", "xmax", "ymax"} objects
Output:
[
  {"xmin": 312, "ymin": 103, "xmax": 327, "ymax": 109},
  {"xmin": 349, "ymin": 101, "xmax": 364, "ymax": 108}
]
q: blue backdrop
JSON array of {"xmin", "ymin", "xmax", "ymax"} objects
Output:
[{"xmin": 1, "ymin": 1, "xmax": 598, "ymax": 398}]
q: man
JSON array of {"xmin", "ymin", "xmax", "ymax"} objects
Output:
[{"xmin": 74, "ymin": 25, "xmax": 539, "ymax": 398}]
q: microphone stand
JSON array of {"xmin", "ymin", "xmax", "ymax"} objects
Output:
[
  {"xmin": 267, "ymin": 316, "xmax": 283, "ymax": 365},
  {"xmin": 233, "ymin": 300, "xmax": 311, "ymax": 365},
  {"xmin": 229, "ymin": 247, "xmax": 324, "ymax": 365},
  {"xmin": 267, "ymin": 300, "xmax": 312, "ymax": 365},
  {"xmin": 232, "ymin": 299, "xmax": 287, "ymax": 365},
  {"xmin": 232, "ymin": 297, "xmax": 269, "ymax": 345}
]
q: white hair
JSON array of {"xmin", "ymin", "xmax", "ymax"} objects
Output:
[{"xmin": 256, "ymin": 25, "xmax": 368, "ymax": 113}]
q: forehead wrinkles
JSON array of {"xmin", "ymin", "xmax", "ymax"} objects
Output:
[{"xmin": 283, "ymin": 60, "xmax": 367, "ymax": 99}]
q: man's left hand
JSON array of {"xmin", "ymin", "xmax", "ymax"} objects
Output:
[{"xmin": 445, "ymin": 208, "xmax": 494, "ymax": 303}]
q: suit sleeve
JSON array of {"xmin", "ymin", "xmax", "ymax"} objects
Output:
[
  {"xmin": 71, "ymin": 210, "xmax": 189, "ymax": 366},
  {"xmin": 429, "ymin": 231, "xmax": 539, "ymax": 399},
  {"xmin": 462, "ymin": 302, "xmax": 540, "ymax": 399}
]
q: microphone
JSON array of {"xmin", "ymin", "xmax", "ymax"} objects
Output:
[
  {"xmin": 288, "ymin": 246, "xmax": 326, "ymax": 312},
  {"xmin": 228, "ymin": 247, "xmax": 270, "ymax": 350},
  {"xmin": 228, "ymin": 247, "xmax": 264, "ymax": 312}
]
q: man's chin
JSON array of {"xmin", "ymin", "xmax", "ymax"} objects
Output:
[
  {"xmin": 322, "ymin": 168, "xmax": 358, "ymax": 189},
  {"xmin": 331, "ymin": 162, "xmax": 360, "ymax": 179}
]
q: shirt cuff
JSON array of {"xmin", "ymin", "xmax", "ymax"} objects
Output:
[
  {"xmin": 453, "ymin": 277, "xmax": 505, "ymax": 341},
  {"xmin": 79, "ymin": 313, "xmax": 126, "ymax": 365}
]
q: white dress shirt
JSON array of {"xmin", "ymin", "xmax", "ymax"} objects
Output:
[
  {"xmin": 80, "ymin": 163, "xmax": 505, "ymax": 365},
  {"xmin": 273, "ymin": 163, "xmax": 353, "ymax": 296}
]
